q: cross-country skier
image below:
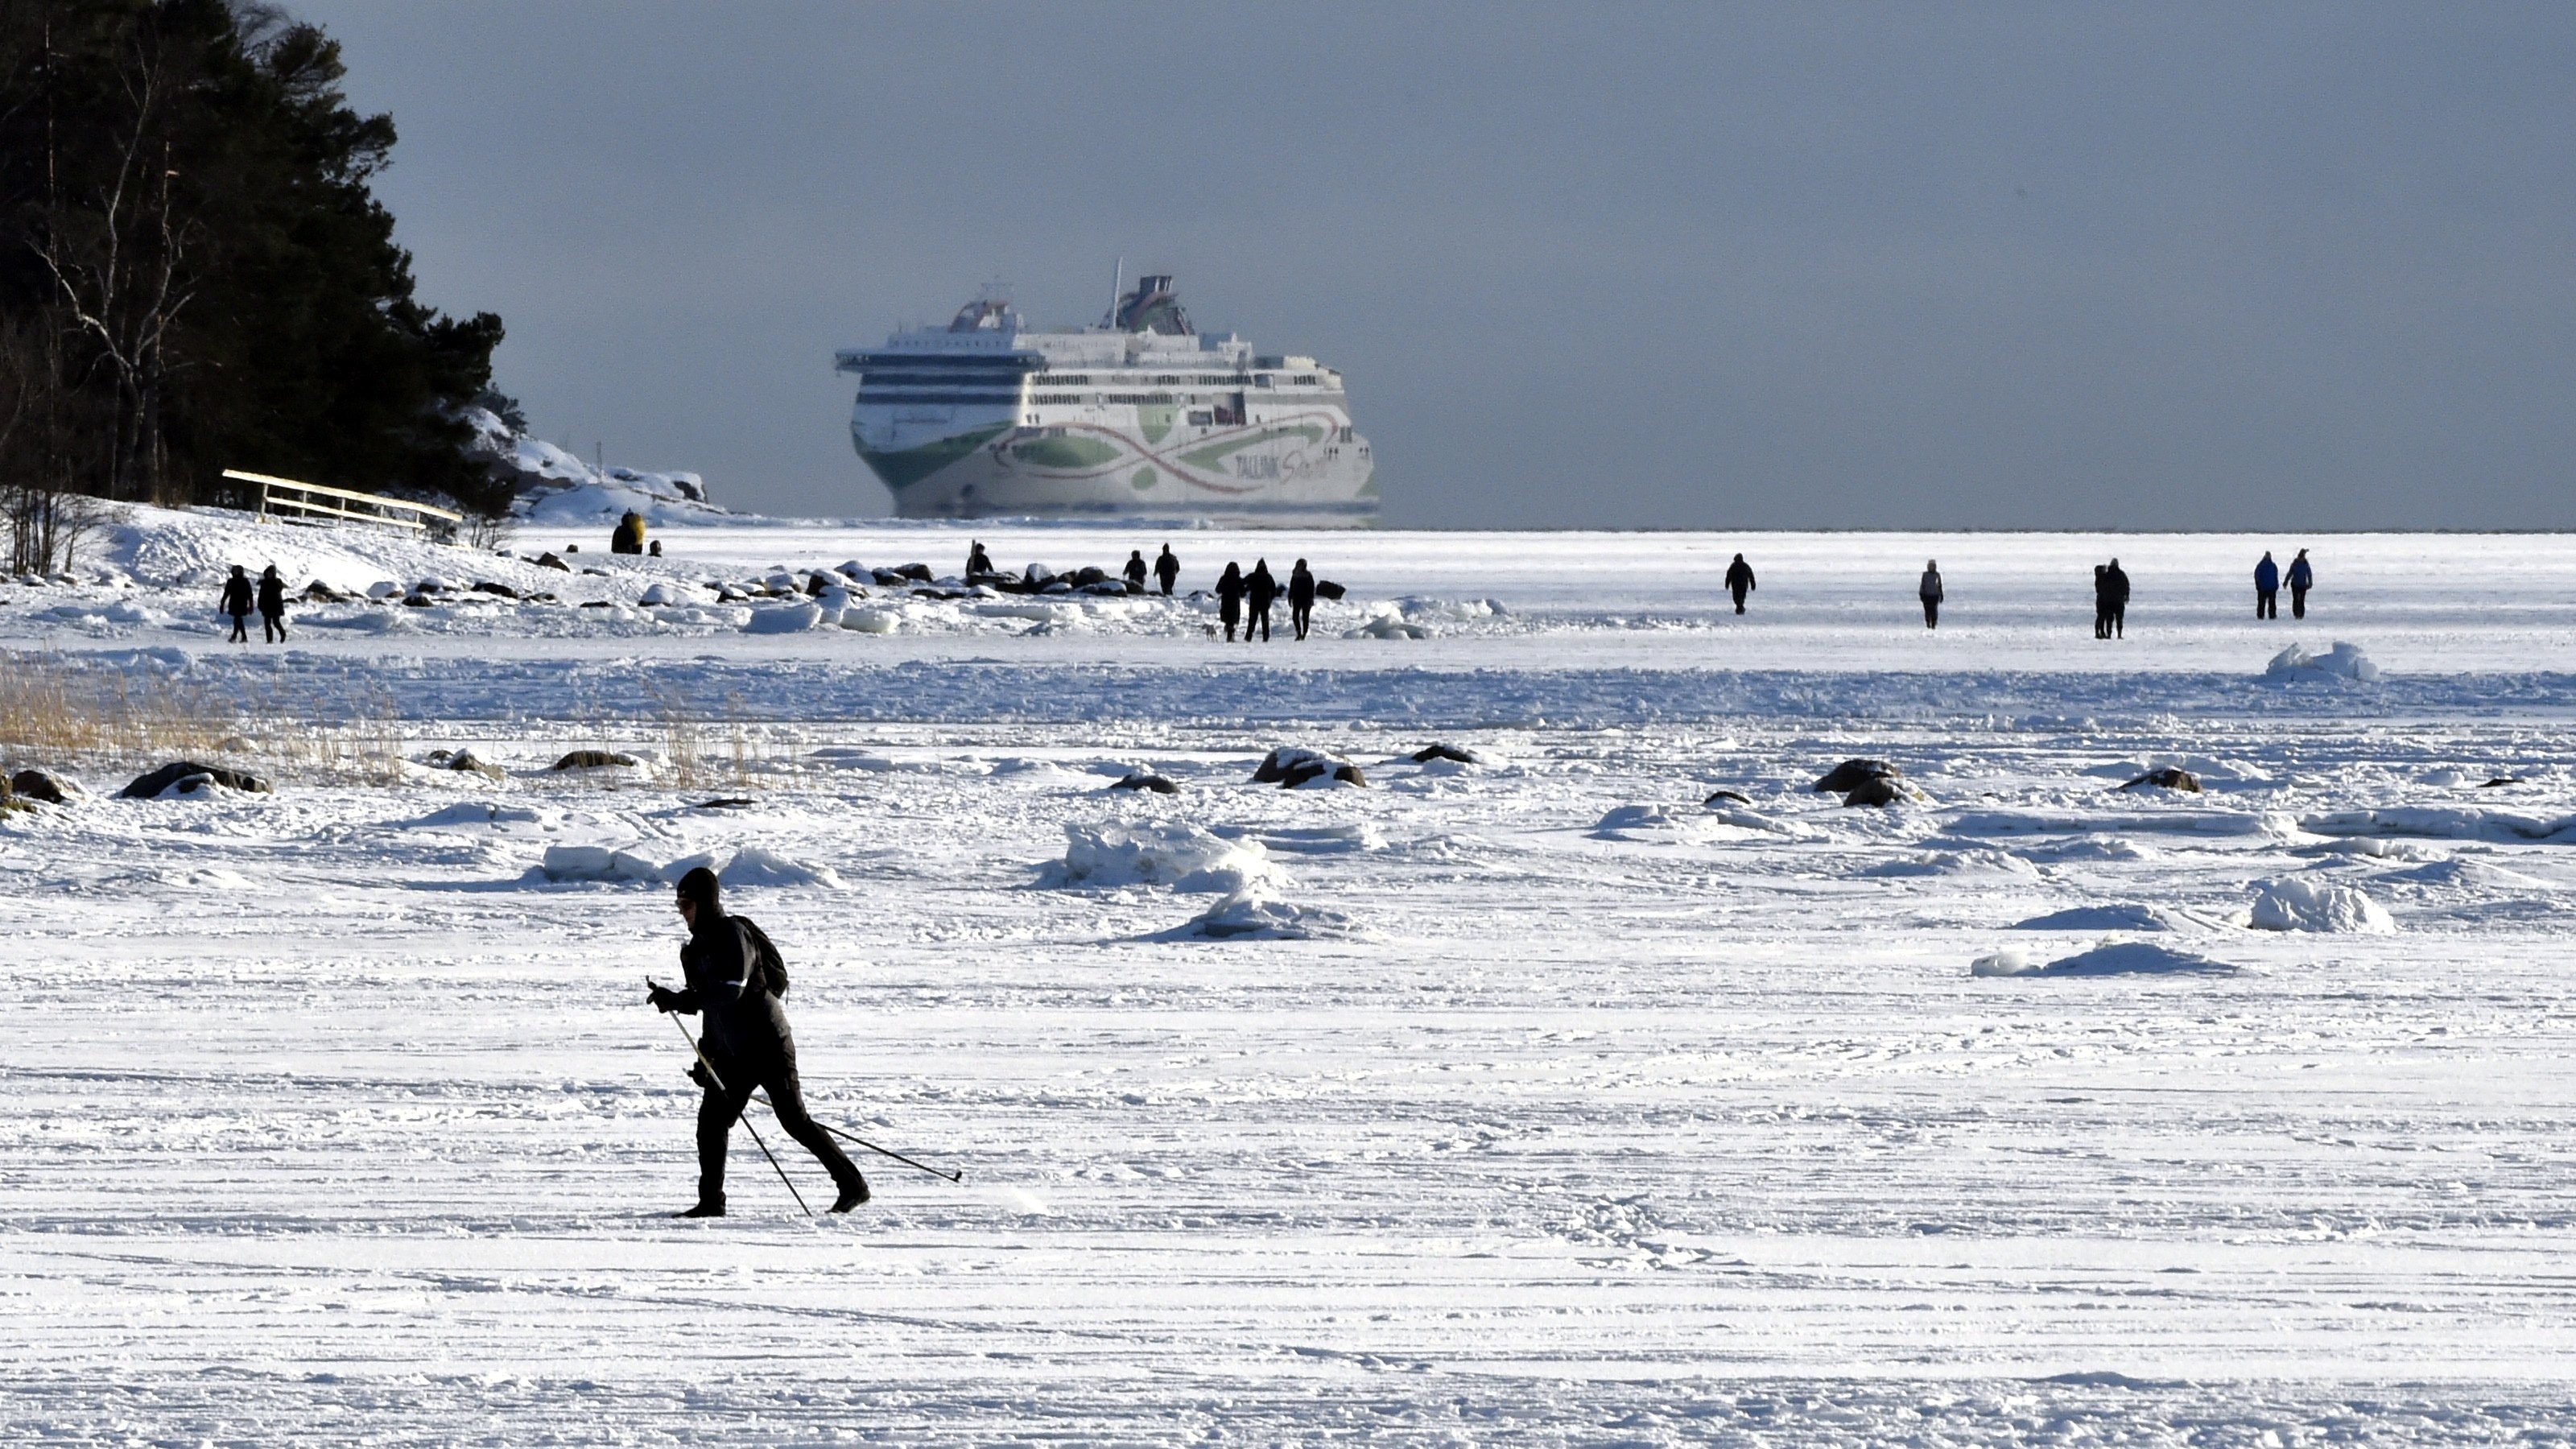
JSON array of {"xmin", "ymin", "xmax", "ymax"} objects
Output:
[
  {"xmin": 1724, "ymin": 553, "xmax": 1756, "ymax": 615},
  {"xmin": 648, "ymin": 867, "xmax": 867, "ymax": 1217}
]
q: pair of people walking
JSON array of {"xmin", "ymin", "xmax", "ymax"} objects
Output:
[
  {"xmin": 2092, "ymin": 559, "xmax": 2131, "ymax": 638},
  {"xmin": 221, "ymin": 564, "xmax": 289, "ymax": 643},
  {"xmin": 1216, "ymin": 559, "xmax": 1278, "ymax": 642},
  {"xmin": 2254, "ymin": 548, "xmax": 2314, "ymax": 620}
]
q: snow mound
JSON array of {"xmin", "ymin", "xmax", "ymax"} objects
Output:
[
  {"xmin": 2297, "ymin": 807, "xmax": 2576, "ymax": 844},
  {"xmin": 1593, "ymin": 803, "xmax": 1687, "ymax": 836},
  {"xmin": 401, "ymin": 803, "xmax": 548, "ymax": 830},
  {"xmin": 2011, "ymin": 904, "xmax": 2177, "ymax": 931},
  {"xmin": 2265, "ymin": 641, "xmax": 2381, "ymax": 682},
  {"xmin": 466, "ymin": 408, "xmax": 724, "ymax": 526},
  {"xmin": 1948, "ymin": 809, "xmax": 2296, "ymax": 839},
  {"xmin": 1975, "ymin": 942, "xmax": 2239, "ymax": 977},
  {"xmin": 1158, "ymin": 890, "xmax": 1360, "ymax": 941},
  {"xmin": 715, "ymin": 845, "xmax": 844, "ymax": 890},
  {"xmin": 2295, "ymin": 836, "xmax": 2451, "ymax": 861},
  {"xmin": 1053, "ymin": 823, "xmax": 1282, "ymax": 894},
  {"xmin": 2385, "ymin": 858, "xmax": 2550, "ymax": 890},
  {"xmin": 1861, "ymin": 848, "xmax": 2039, "ymax": 879},
  {"xmin": 841, "ymin": 606, "xmax": 901, "ymax": 634},
  {"xmin": 1254, "ymin": 824, "xmax": 1386, "ymax": 855},
  {"xmin": 2248, "ymin": 877, "xmax": 2396, "ymax": 933}
]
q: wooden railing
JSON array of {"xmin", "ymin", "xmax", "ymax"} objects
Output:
[{"xmin": 225, "ymin": 469, "xmax": 463, "ymax": 539}]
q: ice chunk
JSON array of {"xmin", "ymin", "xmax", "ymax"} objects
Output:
[
  {"xmin": 842, "ymin": 606, "xmax": 900, "ymax": 634},
  {"xmin": 540, "ymin": 844, "xmax": 666, "ymax": 883},
  {"xmin": 2265, "ymin": 641, "xmax": 2381, "ymax": 682},
  {"xmin": 1053, "ymin": 823, "xmax": 1283, "ymax": 894},
  {"xmin": 2247, "ymin": 877, "xmax": 2397, "ymax": 933},
  {"xmin": 2297, "ymin": 807, "xmax": 2576, "ymax": 844},
  {"xmin": 744, "ymin": 601, "xmax": 825, "ymax": 634}
]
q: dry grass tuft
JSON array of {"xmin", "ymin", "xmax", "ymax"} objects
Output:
[{"xmin": 0, "ymin": 648, "xmax": 407, "ymax": 786}]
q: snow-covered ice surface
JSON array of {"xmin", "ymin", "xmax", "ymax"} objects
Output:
[{"xmin": 6, "ymin": 516, "xmax": 2576, "ymax": 1443}]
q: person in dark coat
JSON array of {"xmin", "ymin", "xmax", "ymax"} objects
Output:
[
  {"xmin": 648, "ymin": 868, "xmax": 866, "ymax": 1217},
  {"xmin": 1123, "ymin": 550, "xmax": 1148, "ymax": 592},
  {"xmin": 967, "ymin": 541, "xmax": 993, "ymax": 580},
  {"xmin": 1154, "ymin": 544, "xmax": 1179, "ymax": 596},
  {"xmin": 2091, "ymin": 565, "xmax": 2110, "ymax": 639},
  {"xmin": 2104, "ymin": 558, "xmax": 2131, "ymax": 638},
  {"xmin": 220, "ymin": 565, "xmax": 254, "ymax": 644},
  {"xmin": 256, "ymin": 565, "xmax": 288, "ymax": 643},
  {"xmin": 1724, "ymin": 553, "xmax": 1756, "ymax": 614},
  {"xmin": 2254, "ymin": 551, "xmax": 2279, "ymax": 619},
  {"xmin": 2287, "ymin": 547, "xmax": 2314, "ymax": 619},
  {"xmin": 1215, "ymin": 562, "xmax": 1245, "ymax": 642},
  {"xmin": 1288, "ymin": 559, "xmax": 1317, "ymax": 640},
  {"xmin": 1918, "ymin": 559, "xmax": 1944, "ymax": 630},
  {"xmin": 1245, "ymin": 559, "xmax": 1278, "ymax": 642}
]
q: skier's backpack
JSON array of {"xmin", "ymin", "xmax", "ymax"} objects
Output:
[{"xmin": 737, "ymin": 918, "xmax": 789, "ymax": 999}]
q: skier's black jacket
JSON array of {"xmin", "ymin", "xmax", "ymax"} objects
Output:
[{"xmin": 666, "ymin": 908, "xmax": 794, "ymax": 1059}]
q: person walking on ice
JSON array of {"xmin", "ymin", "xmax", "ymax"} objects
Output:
[
  {"xmin": 1216, "ymin": 561, "xmax": 1245, "ymax": 641},
  {"xmin": 1724, "ymin": 553, "xmax": 1756, "ymax": 615},
  {"xmin": 1123, "ymin": 549, "xmax": 1148, "ymax": 592},
  {"xmin": 257, "ymin": 565, "xmax": 289, "ymax": 643},
  {"xmin": 2254, "ymin": 551, "xmax": 2280, "ymax": 619},
  {"xmin": 2104, "ymin": 558, "xmax": 2131, "ymax": 638},
  {"xmin": 1288, "ymin": 558, "xmax": 1317, "ymax": 640},
  {"xmin": 2287, "ymin": 547, "xmax": 2314, "ymax": 618},
  {"xmin": 1154, "ymin": 544, "xmax": 1179, "ymax": 597},
  {"xmin": 2092, "ymin": 564, "xmax": 2110, "ymax": 638},
  {"xmin": 1245, "ymin": 559, "xmax": 1278, "ymax": 642},
  {"xmin": 648, "ymin": 867, "xmax": 868, "ymax": 1217},
  {"xmin": 220, "ymin": 565, "xmax": 254, "ymax": 644},
  {"xmin": 1918, "ymin": 559, "xmax": 1943, "ymax": 630}
]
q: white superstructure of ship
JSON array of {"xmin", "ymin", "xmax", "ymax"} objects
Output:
[{"xmin": 835, "ymin": 274, "xmax": 1377, "ymax": 524}]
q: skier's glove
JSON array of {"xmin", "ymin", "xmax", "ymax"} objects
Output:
[
  {"xmin": 687, "ymin": 1061, "xmax": 716, "ymax": 1090},
  {"xmin": 647, "ymin": 984, "xmax": 684, "ymax": 1013}
]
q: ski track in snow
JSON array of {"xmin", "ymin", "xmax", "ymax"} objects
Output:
[{"xmin": 6, "ymin": 522, "xmax": 2576, "ymax": 1443}]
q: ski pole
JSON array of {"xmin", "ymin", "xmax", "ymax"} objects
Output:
[
  {"xmin": 653, "ymin": 985, "xmax": 811, "ymax": 1218},
  {"xmin": 748, "ymin": 1096, "xmax": 964, "ymax": 1183}
]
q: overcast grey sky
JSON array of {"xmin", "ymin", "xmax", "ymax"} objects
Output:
[{"xmin": 297, "ymin": 2, "xmax": 2576, "ymax": 529}]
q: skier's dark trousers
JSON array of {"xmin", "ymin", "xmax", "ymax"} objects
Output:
[{"xmin": 649, "ymin": 868, "xmax": 865, "ymax": 1216}]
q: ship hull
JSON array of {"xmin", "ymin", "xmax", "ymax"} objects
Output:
[{"xmin": 854, "ymin": 410, "xmax": 1380, "ymax": 525}]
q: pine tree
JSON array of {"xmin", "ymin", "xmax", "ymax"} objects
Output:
[{"xmin": 0, "ymin": 0, "xmax": 514, "ymax": 518}]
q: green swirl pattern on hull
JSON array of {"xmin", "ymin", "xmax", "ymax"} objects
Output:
[{"xmin": 836, "ymin": 276, "xmax": 1377, "ymax": 526}]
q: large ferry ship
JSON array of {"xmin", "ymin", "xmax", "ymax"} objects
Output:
[{"xmin": 835, "ymin": 275, "xmax": 1377, "ymax": 524}]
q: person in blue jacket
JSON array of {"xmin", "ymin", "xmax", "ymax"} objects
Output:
[
  {"xmin": 2254, "ymin": 551, "xmax": 2280, "ymax": 619},
  {"xmin": 2287, "ymin": 548, "xmax": 2314, "ymax": 619}
]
